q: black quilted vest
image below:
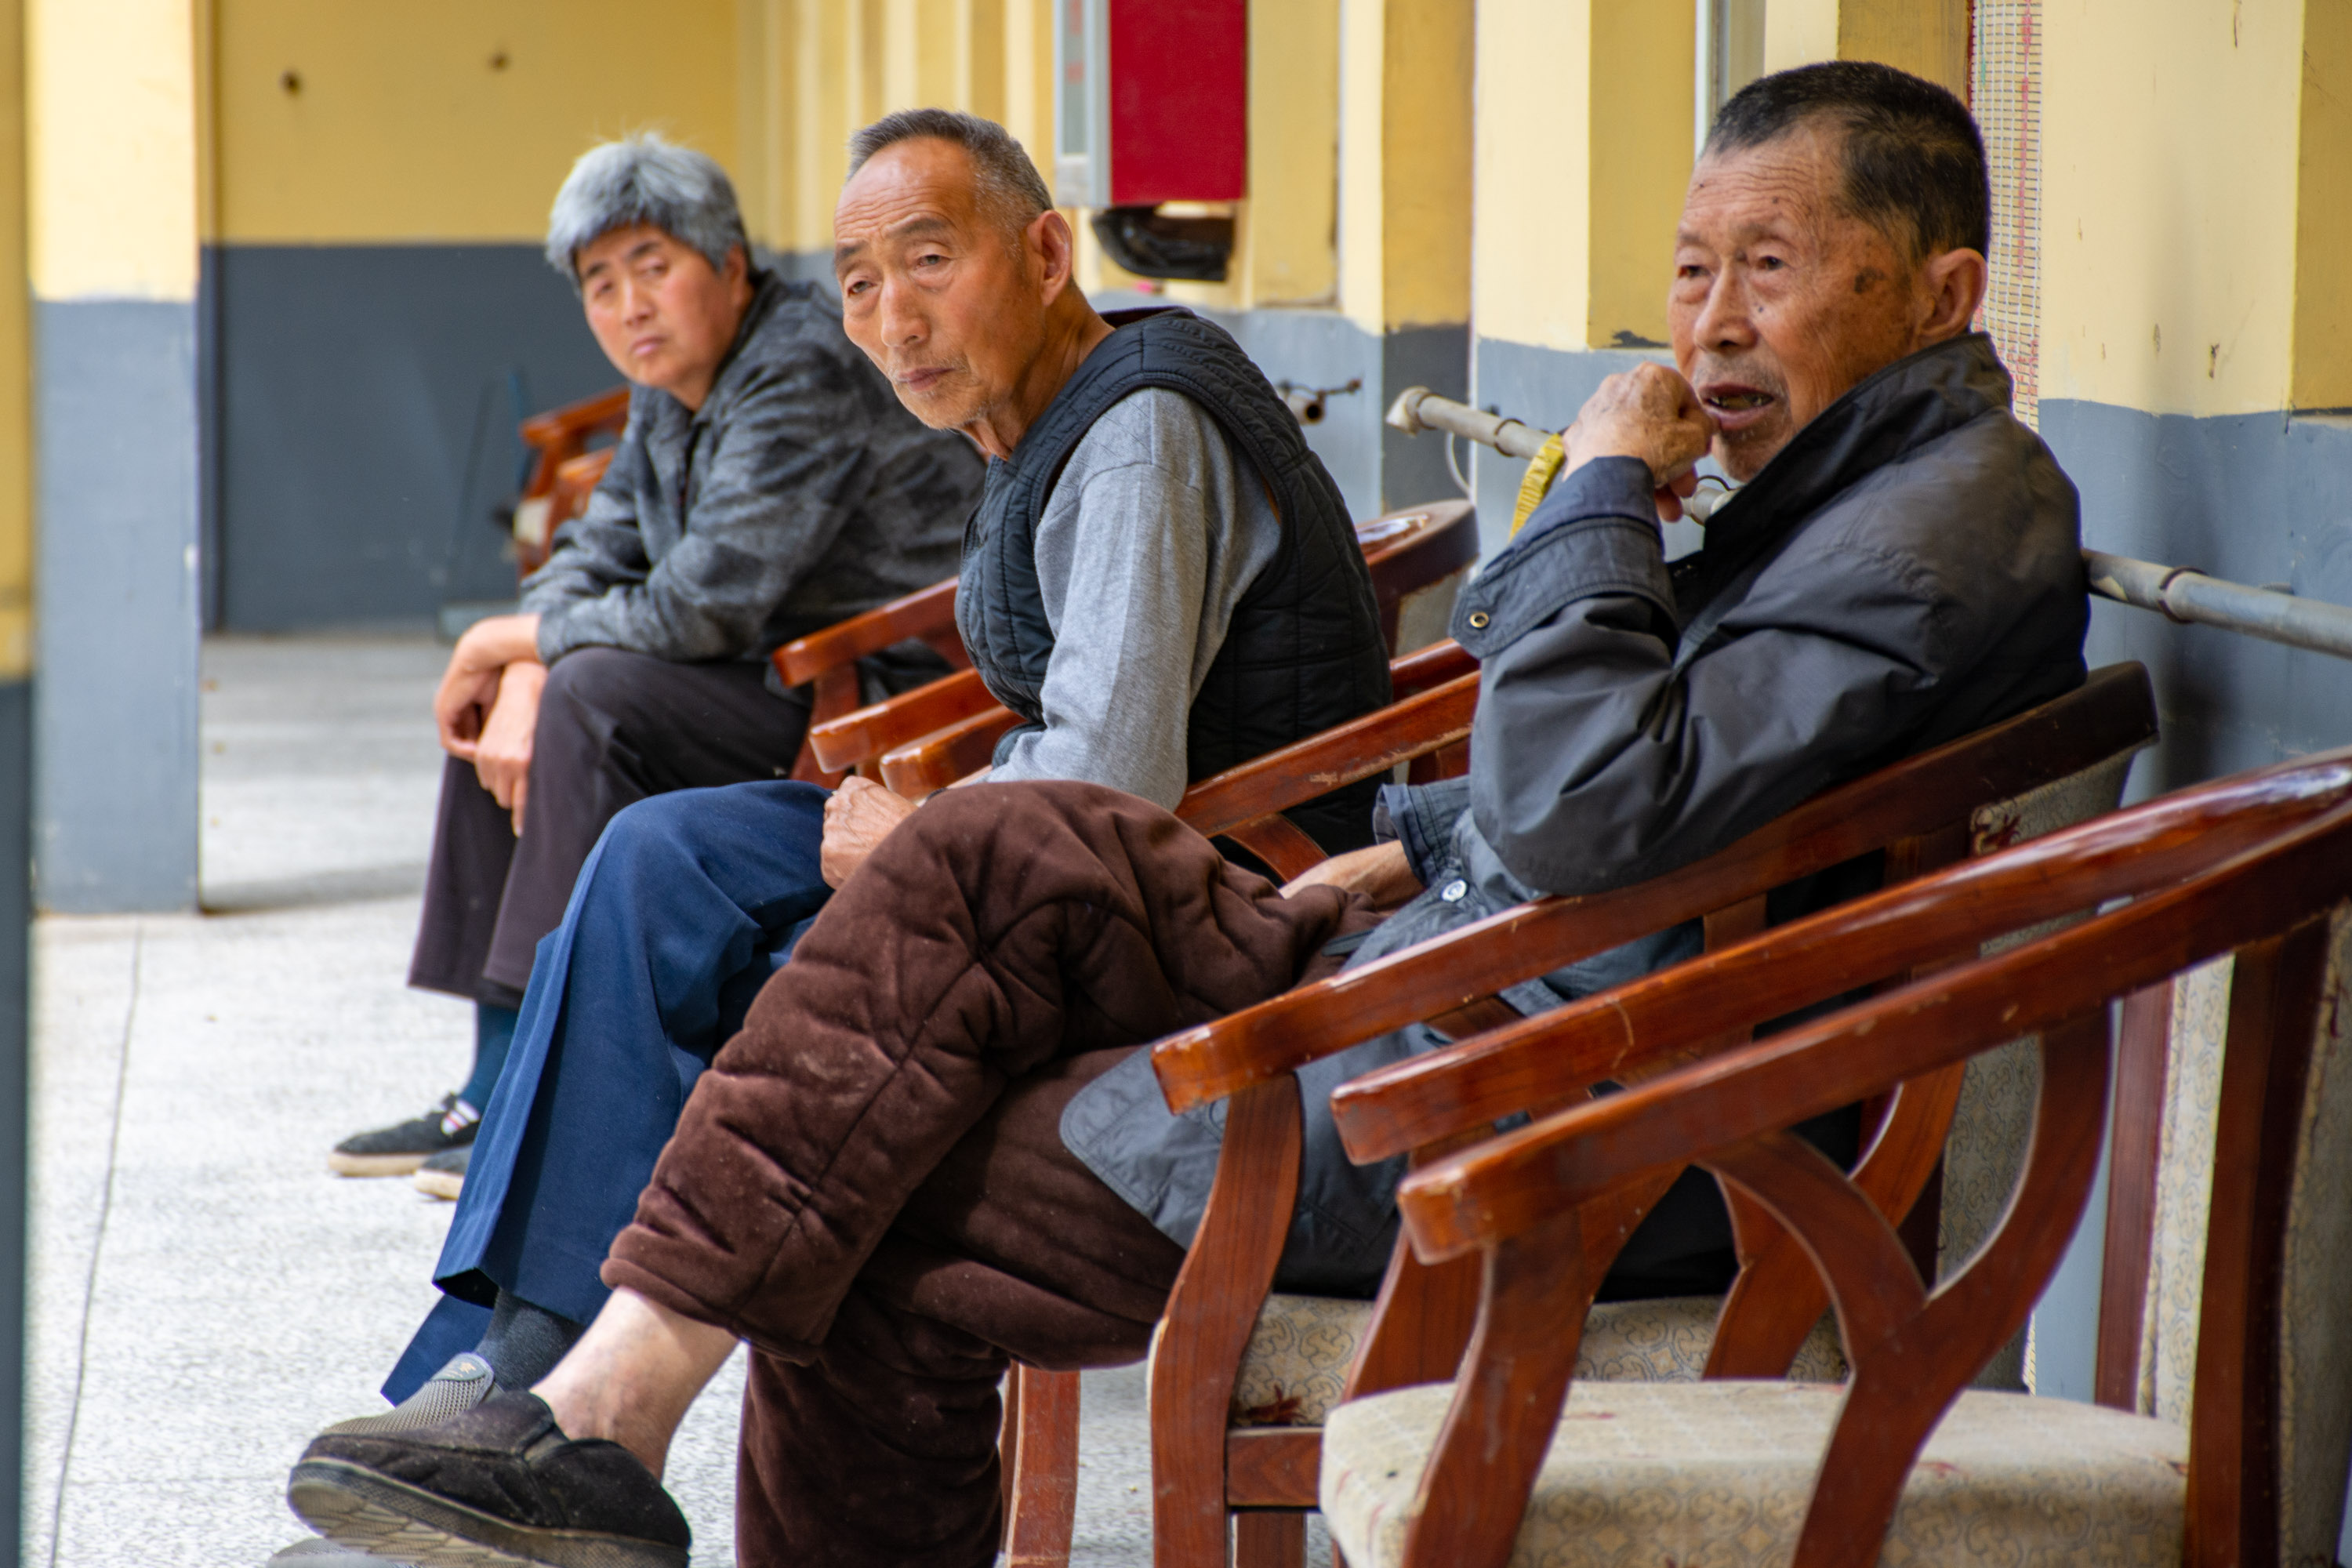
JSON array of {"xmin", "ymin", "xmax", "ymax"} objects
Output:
[{"xmin": 956, "ymin": 308, "xmax": 1391, "ymax": 854}]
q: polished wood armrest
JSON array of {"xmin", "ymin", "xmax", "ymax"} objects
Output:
[
  {"xmin": 880, "ymin": 705, "xmax": 1022, "ymax": 798},
  {"xmin": 1178, "ymin": 674, "xmax": 1475, "ymax": 841},
  {"xmin": 805, "ymin": 668, "xmax": 996, "ymax": 777},
  {"xmin": 1327, "ymin": 743, "xmax": 2316, "ymax": 1164},
  {"xmin": 1392, "ymin": 751, "xmax": 2352, "ymax": 1263},
  {"xmin": 520, "ymin": 385, "xmax": 631, "ymax": 453},
  {"xmin": 1385, "ymin": 637, "xmax": 1475, "ymax": 698},
  {"xmin": 1149, "ymin": 662, "xmax": 2161, "ymax": 1113},
  {"xmin": 771, "ymin": 578, "xmax": 962, "ymax": 688}
]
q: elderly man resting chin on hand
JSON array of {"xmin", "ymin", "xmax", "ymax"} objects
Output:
[
  {"xmin": 298, "ymin": 101, "xmax": 1392, "ymax": 1511},
  {"xmin": 285, "ymin": 63, "xmax": 2089, "ymax": 1568}
]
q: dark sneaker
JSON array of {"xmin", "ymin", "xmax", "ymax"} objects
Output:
[
  {"xmin": 326, "ymin": 1353, "xmax": 499, "ymax": 1438},
  {"xmin": 412, "ymin": 1142, "xmax": 470, "ymax": 1202},
  {"xmin": 330, "ymin": 1094, "xmax": 480, "ymax": 1178},
  {"xmin": 288, "ymin": 1390, "xmax": 689, "ymax": 1568}
]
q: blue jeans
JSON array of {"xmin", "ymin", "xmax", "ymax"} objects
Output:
[{"xmin": 385, "ymin": 780, "xmax": 834, "ymax": 1400}]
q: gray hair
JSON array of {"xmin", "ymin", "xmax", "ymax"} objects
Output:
[
  {"xmin": 845, "ymin": 109, "xmax": 1052, "ymax": 235},
  {"xmin": 545, "ymin": 133, "xmax": 750, "ymax": 286}
]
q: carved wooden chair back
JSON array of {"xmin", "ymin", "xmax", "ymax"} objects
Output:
[
  {"xmin": 1322, "ymin": 750, "xmax": 2352, "ymax": 1568},
  {"xmin": 511, "ymin": 387, "xmax": 629, "ymax": 576},
  {"xmin": 1135, "ymin": 664, "xmax": 2159, "ymax": 1568}
]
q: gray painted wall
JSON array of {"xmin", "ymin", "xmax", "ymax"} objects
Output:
[
  {"xmin": 206, "ymin": 244, "xmax": 621, "ymax": 631},
  {"xmin": 34, "ymin": 299, "xmax": 201, "ymax": 913},
  {"xmin": 1188, "ymin": 306, "xmax": 1470, "ymax": 521},
  {"xmin": 0, "ymin": 676, "xmax": 27, "ymax": 1550},
  {"xmin": 2045, "ymin": 400, "xmax": 2352, "ymax": 797}
]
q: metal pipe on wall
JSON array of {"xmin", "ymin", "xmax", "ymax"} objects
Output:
[{"xmin": 1386, "ymin": 386, "xmax": 2352, "ymax": 662}]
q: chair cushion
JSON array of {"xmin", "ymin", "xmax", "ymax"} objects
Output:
[
  {"xmin": 1229, "ymin": 1294, "xmax": 1846, "ymax": 1428},
  {"xmin": 1322, "ymin": 1381, "xmax": 2187, "ymax": 1568}
]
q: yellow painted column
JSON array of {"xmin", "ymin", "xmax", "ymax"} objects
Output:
[
  {"xmin": 1473, "ymin": 0, "xmax": 1690, "ymax": 355},
  {"xmin": 2294, "ymin": 0, "xmax": 2352, "ymax": 411},
  {"xmin": 1762, "ymin": 0, "xmax": 1838, "ymax": 73},
  {"xmin": 738, "ymin": 0, "xmax": 793, "ymax": 252},
  {"xmin": 1236, "ymin": 0, "xmax": 1338, "ymax": 309},
  {"xmin": 795, "ymin": 0, "xmax": 855, "ymax": 255},
  {"xmin": 1838, "ymin": 0, "xmax": 1969, "ymax": 95},
  {"xmin": 2039, "ymin": 0, "xmax": 2299, "ymax": 416},
  {"xmin": 955, "ymin": 0, "xmax": 1006, "ymax": 121},
  {"xmin": 882, "ymin": 0, "xmax": 956, "ymax": 114},
  {"xmin": 1338, "ymin": 0, "xmax": 1472, "ymax": 337},
  {"xmin": 1000, "ymin": 0, "xmax": 1054, "ymax": 183}
]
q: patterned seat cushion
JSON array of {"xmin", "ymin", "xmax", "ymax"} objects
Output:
[
  {"xmin": 1229, "ymin": 1294, "xmax": 1846, "ymax": 1428},
  {"xmin": 1323, "ymin": 1381, "xmax": 2187, "ymax": 1568}
]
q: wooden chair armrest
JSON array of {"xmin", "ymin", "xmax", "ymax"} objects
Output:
[
  {"xmin": 805, "ymin": 668, "xmax": 996, "ymax": 776},
  {"xmin": 1392, "ymin": 753, "xmax": 2352, "ymax": 1263},
  {"xmin": 772, "ymin": 579, "xmax": 962, "ymax": 688},
  {"xmin": 1386, "ymin": 638, "xmax": 1475, "ymax": 699},
  {"xmin": 1149, "ymin": 663, "xmax": 2161, "ymax": 1114},
  {"xmin": 880, "ymin": 706, "xmax": 1022, "ymax": 798},
  {"xmin": 1362, "ymin": 499, "xmax": 1482, "ymax": 608},
  {"xmin": 520, "ymin": 385, "xmax": 631, "ymax": 451},
  {"xmin": 1178, "ymin": 674, "xmax": 1477, "ymax": 841}
]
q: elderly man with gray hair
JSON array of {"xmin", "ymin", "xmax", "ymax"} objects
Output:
[{"xmin": 330, "ymin": 135, "xmax": 985, "ymax": 1179}]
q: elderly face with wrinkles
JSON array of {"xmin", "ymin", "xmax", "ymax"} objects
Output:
[
  {"xmin": 1668, "ymin": 122, "xmax": 1986, "ymax": 481},
  {"xmin": 830, "ymin": 137, "xmax": 1078, "ymax": 456}
]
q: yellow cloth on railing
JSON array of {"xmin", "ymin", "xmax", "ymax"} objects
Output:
[{"xmin": 1511, "ymin": 432, "xmax": 1566, "ymax": 536}]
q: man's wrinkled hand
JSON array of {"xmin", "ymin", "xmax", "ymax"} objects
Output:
[
  {"xmin": 475, "ymin": 661, "xmax": 546, "ymax": 835},
  {"xmin": 1559, "ymin": 362, "xmax": 1716, "ymax": 521},
  {"xmin": 822, "ymin": 775, "xmax": 920, "ymax": 888},
  {"xmin": 1280, "ymin": 841, "xmax": 1424, "ymax": 912}
]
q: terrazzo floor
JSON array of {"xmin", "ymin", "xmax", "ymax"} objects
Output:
[{"xmin": 24, "ymin": 634, "xmax": 1305, "ymax": 1566}]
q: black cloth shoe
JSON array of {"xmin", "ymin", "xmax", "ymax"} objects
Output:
[
  {"xmin": 412, "ymin": 1142, "xmax": 470, "ymax": 1202},
  {"xmin": 289, "ymin": 1390, "xmax": 689, "ymax": 1568},
  {"xmin": 329, "ymin": 1094, "xmax": 480, "ymax": 1178}
]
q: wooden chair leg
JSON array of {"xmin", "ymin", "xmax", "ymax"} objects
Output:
[
  {"xmin": 1005, "ymin": 1365, "xmax": 1083, "ymax": 1568},
  {"xmin": 1235, "ymin": 1510, "xmax": 1308, "ymax": 1568}
]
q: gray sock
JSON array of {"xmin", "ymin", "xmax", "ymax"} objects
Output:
[{"xmin": 475, "ymin": 1290, "xmax": 585, "ymax": 1392}]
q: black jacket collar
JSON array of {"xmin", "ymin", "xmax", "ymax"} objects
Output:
[{"xmin": 1671, "ymin": 332, "xmax": 2016, "ymax": 615}]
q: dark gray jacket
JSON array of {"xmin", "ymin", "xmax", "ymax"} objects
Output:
[
  {"xmin": 522, "ymin": 271, "xmax": 984, "ymax": 681},
  {"xmin": 1062, "ymin": 332, "xmax": 2090, "ymax": 1294}
]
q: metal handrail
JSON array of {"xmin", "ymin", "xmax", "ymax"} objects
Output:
[{"xmin": 1385, "ymin": 386, "xmax": 2352, "ymax": 662}]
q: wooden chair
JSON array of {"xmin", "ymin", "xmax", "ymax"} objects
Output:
[
  {"xmin": 1319, "ymin": 748, "xmax": 2352, "ymax": 1568},
  {"xmin": 1136, "ymin": 663, "xmax": 2160, "ymax": 1567},
  {"xmin": 804, "ymin": 500, "xmax": 1480, "ymax": 791},
  {"xmin": 512, "ymin": 387, "xmax": 630, "ymax": 576},
  {"xmin": 996, "ymin": 637, "xmax": 1483, "ymax": 1567}
]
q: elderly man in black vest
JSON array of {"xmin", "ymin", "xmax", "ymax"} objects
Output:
[
  {"xmin": 287, "ymin": 64, "xmax": 2091, "ymax": 1568},
  {"xmin": 278, "ymin": 106, "xmax": 1391, "ymax": 1562}
]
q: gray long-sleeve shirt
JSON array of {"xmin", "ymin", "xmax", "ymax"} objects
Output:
[
  {"xmin": 521, "ymin": 272, "xmax": 984, "ymax": 671},
  {"xmin": 986, "ymin": 387, "xmax": 1283, "ymax": 809}
]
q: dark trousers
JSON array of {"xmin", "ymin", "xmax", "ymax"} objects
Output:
[
  {"xmin": 407, "ymin": 648, "xmax": 810, "ymax": 1006},
  {"xmin": 387, "ymin": 782, "xmax": 837, "ymax": 1400},
  {"xmin": 736, "ymin": 1047, "xmax": 1185, "ymax": 1567},
  {"xmin": 602, "ymin": 784, "xmax": 1369, "ymax": 1566}
]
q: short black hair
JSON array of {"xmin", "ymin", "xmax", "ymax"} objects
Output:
[
  {"xmin": 1707, "ymin": 60, "xmax": 1990, "ymax": 260},
  {"xmin": 845, "ymin": 109, "xmax": 1053, "ymax": 238}
]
